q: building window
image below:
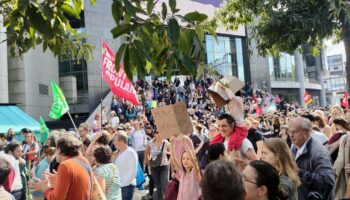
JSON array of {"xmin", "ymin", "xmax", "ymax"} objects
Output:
[
  {"xmin": 205, "ymin": 34, "xmax": 246, "ymax": 82},
  {"xmin": 39, "ymin": 84, "xmax": 49, "ymax": 96},
  {"xmin": 269, "ymin": 53, "xmax": 296, "ymax": 81}
]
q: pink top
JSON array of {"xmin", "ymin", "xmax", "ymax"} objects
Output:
[{"xmin": 176, "ymin": 170, "xmax": 200, "ymax": 200}]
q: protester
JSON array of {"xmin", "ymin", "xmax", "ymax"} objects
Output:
[
  {"xmin": 110, "ymin": 111, "xmax": 120, "ymax": 129},
  {"xmin": 333, "ymin": 127, "xmax": 350, "ymax": 199},
  {"xmin": 262, "ymin": 138, "xmax": 300, "ymax": 200},
  {"xmin": 93, "ymin": 146, "xmax": 122, "ymax": 200},
  {"xmin": 326, "ymin": 118, "xmax": 350, "ymax": 163},
  {"xmin": 145, "ymin": 130, "xmax": 170, "ymax": 200},
  {"xmin": 22, "ymin": 132, "xmax": 39, "ymax": 166},
  {"xmin": 113, "ymin": 133, "xmax": 138, "ymax": 200},
  {"xmin": 129, "ymin": 121, "xmax": 147, "ymax": 170},
  {"xmin": 0, "ymin": 157, "xmax": 15, "ymax": 200},
  {"xmin": 7, "ymin": 129, "xmax": 16, "ymax": 143},
  {"xmin": 32, "ymin": 147, "xmax": 56, "ymax": 200},
  {"xmin": 2, "ymin": 142, "xmax": 23, "ymax": 200},
  {"xmin": 205, "ymin": 143, "xmax": 226, "ymax": 165},
  {"xmin": 201, "ymin": 160, "xmax": 245, "ymax": 200},
  {"xmin": 170, "ymin": 143, "xmax": 201, "ymax": 200},
  {"xmin": 79, "ymin": 123, "xmax": 91, "ymax": 149},
  {"xmin": 243, "ymin": 160, "xmax": 287, "ymax": 200},
  {"xmin": 245, "ymin": 119, "xmax": 264, "ymax": 153},
  {"xmin": 29, "ymin": 135, "xmax": 92, "ymax": 200},
  {"xmin": 211, "ymin": 114, "xmax": 257, "ymax": 160},
  {"xmin": 289, "ymin": 117, "xmax": 335, "ymax": 200}
]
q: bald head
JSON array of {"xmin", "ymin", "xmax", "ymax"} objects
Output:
[{"xmin": 288, "ymin": 117, "xmax": 312, "ymax": 148}]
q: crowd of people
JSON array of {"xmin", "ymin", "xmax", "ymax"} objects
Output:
[{"xmin": 0, "ymin": 76, "xmax": 350, "ymax": 200}]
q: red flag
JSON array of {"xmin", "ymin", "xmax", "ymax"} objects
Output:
[
  {"xmin": 342, "ymin": 92, "xmax": 349, "ymax": 109},
  {"xmin": 304, "ymin": 91, "xmax": 312, "ymax": 105},
  {"xmin": 102, "ymin": 41, "xmax": 140, "ymax": 106},
  {"xmin": 255, "ymin": 104, "xmax": 263, "ymax": 116}
]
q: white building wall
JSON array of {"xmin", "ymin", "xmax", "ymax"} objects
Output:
[
  {"xmin": 0, "ymin": 16, "xmax": 9, "ymax": 103},
  {"xmin": 8, "ymin": 45, "xmax": 58, "ymax": 120}
]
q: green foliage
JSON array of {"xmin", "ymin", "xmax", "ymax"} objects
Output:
[
  {"xmin": 110, "ymin": 0, "xmax": 216, "ymax": 80},
  {"xmin": 0, "ymin": 0, "xmax": 94, "ymax": 60},
  {"xmin": 216, "ymin": 0, "xmax": 339, "ymax": 56}
]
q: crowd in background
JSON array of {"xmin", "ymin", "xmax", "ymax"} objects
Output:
[{"xmin": 0, "ymin": 76, "xmax": 350, "ymax": 200}]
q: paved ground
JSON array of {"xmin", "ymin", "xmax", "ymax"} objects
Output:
[{"xmin": 134, "ymin": 188, "xmax": 149, "ymax": 200}]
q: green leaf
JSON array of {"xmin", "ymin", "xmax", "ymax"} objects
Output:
[
  {"xmin": 180, "ymin": 53, "xmax": 196, "ymax": 75},
  {"xmin": 168, "ymin": 18, "xmax": 180, "ymax": 47},
  {"xmin": 147, "ymin": 0, "xmax": 154, "ymax": 14},
  {"xmin": 123, "ymin": 46, "xmax": 133, "ymax": 80},
  {"xmin": 111, "ymin": 24, "xmax": 132, "ymax": 38},
  {"xmin": 123, "ymin": 0, "xmax": 136, "ymax": 17},
  {"xmin": 130, "ymin": 45, "xmax": 146, "ymax": 77},
  {"xmin": 169, "ymin": 0, "xmax": 176, "ymax": 14},
  {"xmin": 26, "ymin": 4, "xmax": 53, "ymax": 38},
  {"xmin": 112, "ymin": 1, "xmax": 122, "ymax": 24},
  {"xmin": 145, "ymin": 60, "xmax": 152, "ymax": 74},
  {"xmin": 162, "ymin": 2, "xmax": 167, "ymax": 20},
  {"xmin": 61, "ymin": 3, "xmax": 80, "ymax": 19},
  {"xmin": 184, "ymin": 11, "xmax": 208, "ymax": 23},
  {"xmin": 115, "ymin": 43, "xmax": 127, "ymax": 72},
  {"xmin": 90, "ymin": 0, "xmax": 96, "ymax": 5},
  {"xmin": 73, "ymin": 0, "xmax": 83, "ymax": 14}
]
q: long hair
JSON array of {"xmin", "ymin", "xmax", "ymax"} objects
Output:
[{"xmin": 263, "ymin": 138, "xmax": 300, "ymax": 187}]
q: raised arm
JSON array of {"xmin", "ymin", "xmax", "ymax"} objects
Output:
[{"xmin": 224, "ymin": 88, "xmax": 244, "ymax": 127}]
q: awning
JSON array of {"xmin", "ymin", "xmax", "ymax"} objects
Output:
[{"xmin": 0, "ymin": 105, "xmax": 40, "ymax": 134}]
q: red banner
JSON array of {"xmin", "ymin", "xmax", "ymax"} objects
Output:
[
  {"xmin": 342, "ymin": 92, "xmax": 349, "ymax": 109},
  {"xmin": 102, "ymin": 41, "xmax": 140, "ymax": 106}
]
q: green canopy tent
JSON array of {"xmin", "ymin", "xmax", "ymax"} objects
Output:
[{"xmin": 0, "ymin": 104, "xmax": 41, "ymax": 141}]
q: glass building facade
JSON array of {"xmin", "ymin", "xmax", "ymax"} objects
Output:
[
  {"xmin": 268, "ymin": 53, "xmax": 296, "ymax": 81},
  {"xmin": 205, "ymin": 35, "xmax": 246, "ymax": 82},
  {"xmin": 58, "ymin": 14, "xmax": 88, "ymax": 103}
]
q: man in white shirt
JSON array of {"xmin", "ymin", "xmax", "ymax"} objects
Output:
[
  {"xmin": 114, "ymin": 133, "xmax": 138, "ymax": 200},
  {"xmin": 129, "ymin": 121, "xmax": 147, "ymax": 170}
]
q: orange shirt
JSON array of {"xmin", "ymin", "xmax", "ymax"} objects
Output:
[{"xmin": 44, "ymin": 155, "xmax": 91, "ymax": 200}]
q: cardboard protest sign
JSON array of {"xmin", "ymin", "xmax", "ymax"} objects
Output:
[
  {"xmin": 151, "ymin": 102, "xmax": 193, "ymax": 139},
  {"xmin": 208, "ymin": 76, "xmax": 244, "ymax": 108}
]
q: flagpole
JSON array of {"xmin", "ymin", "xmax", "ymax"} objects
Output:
[
  {"xmin": 67, "ymin": 110, "xmax": 79, "ymax": 133},
  {"xmin": 100, "ymin": 37, "xmax": 104, "ymax": 131}
]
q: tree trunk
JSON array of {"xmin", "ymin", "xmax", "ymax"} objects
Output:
[{"xmin": 342, "ymin": 23, "xmax": 350, "ymax": 94}]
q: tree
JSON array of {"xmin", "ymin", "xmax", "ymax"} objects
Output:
[
  {"xmin": 215, "ymin": 0, "xmax": 350, "ymax": 92},
  {"xmin": 1, "ymin": 0, "xmax": 217, "ymax": 80},
  {"xmin": 0, "ymin": 0, "xmax": 95, "ymax": 60}
]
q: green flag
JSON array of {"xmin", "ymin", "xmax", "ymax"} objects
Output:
[
  {"xmin": 49, "ymin": 80, "xmax": 69, "ymax": 119},
  {"xmin": 39, "ymin": 116, "xmax": 49, "ymax": 144}
]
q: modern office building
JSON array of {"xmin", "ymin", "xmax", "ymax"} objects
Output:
[
  {"xmin": 324, "ymin": 54, "xmax": 347, "ymax": 105},
  {"xmin": 250, "ymin": 41, "xmax": 326, "ymax": 107},
  {"xmin": 0, "ymin": 0, "xmax": 124, "ymax": 122}
]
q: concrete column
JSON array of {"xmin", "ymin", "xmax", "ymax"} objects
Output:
[
  {"xmin": 316, "ymin": 50, "xmax": 326, "ymax": 107},
  {"xmin": 294, "ymin": 50, "xmax": 306, "ymax": 108}
]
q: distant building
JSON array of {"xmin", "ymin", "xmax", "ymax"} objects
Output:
[{"xmin": 324, "ymin": 54, "xmax": 347, "ymax": 105}]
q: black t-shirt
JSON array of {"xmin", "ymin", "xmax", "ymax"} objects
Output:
[{"xmin": 247, "ymin": 128, "xmax": 264, "ymax": 153}]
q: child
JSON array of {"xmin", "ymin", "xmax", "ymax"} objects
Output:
[{"xmin": 171, "ymin": 142, "xmax": 201, "ymax": 200}]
